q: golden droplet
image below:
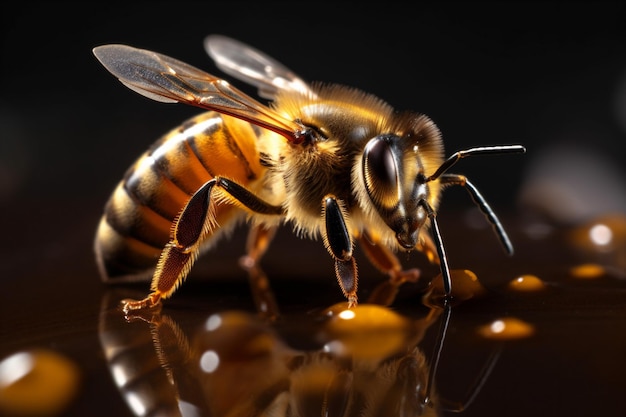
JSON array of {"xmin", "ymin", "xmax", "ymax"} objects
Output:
[
  {"xmin": 507, "ymin": 274, "xmax": 547, "ymax": 292},
  {"xmin": 570, "ymin": 263, "xmax": 606, "ymax": 279},
  {"xmin": 478, "ymin": 317, "xmax": 535, "ymax": 340},
  {"xmin": 0, "ymin": 349, "xmax": 80, "ymax": 417},
  {"xmin": 423, "ymin": 269, "xmax": 487, "ymax": 307},
  {"xmin": 570, "ymin": 214, "xmax": 626, "ymax": 252},
  {"xmin": 322, "ymin": 304, "xmax": 411, "ymax": 359}
]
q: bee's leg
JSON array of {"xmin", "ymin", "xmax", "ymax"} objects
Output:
[
  {"xmin": 359, "ymin": 231, "xmax": 442, "ymax": 305},
  {"xmin": 322, "ymin": 196, "xmax": 358, "ymax": 307},
  {"xmin": 121, "ymin": 177, "xmax": 284, "ymax": 313},
  {"xmin": 120, "ymin": 179, "xmax": 220, "ymax": 313},
  {"xmin": 419, "ymin": 199, "xmax": 452, "ymax": 296},
  {"xmin": 357, "ymin": 231, "xmax": 421, "ymax": 306},
  {"xmin": 239, "ymin": 224, "xmax": 280, "ymax": 319}
]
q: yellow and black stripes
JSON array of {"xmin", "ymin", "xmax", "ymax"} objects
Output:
[{"xmin": 95, "ymin": 112, "xmax": 266, "ymax": 281}]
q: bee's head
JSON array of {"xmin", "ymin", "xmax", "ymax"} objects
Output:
[{"xmin": 359, "ymin": 114, "xmax": 443, "ymax": 250}]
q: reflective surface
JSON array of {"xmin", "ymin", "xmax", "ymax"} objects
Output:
[
  {"xmin": 2, "ymin": 208, "xmax": 626, "ymax": 417},
  {"xmin": 96, "ymin": 213, "xmax": 626, "ymax": 417}
]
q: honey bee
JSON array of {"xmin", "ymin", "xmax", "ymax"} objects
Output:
[{"xmin": 93, "ymin": 35, "xmax": 525, "ymax": 313}]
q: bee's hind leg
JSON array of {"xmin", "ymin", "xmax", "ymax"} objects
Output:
[
  {"xmin": 239, "ymin": 223, "xmax": 280, "ymax": 320},
  {"xmin": 120, "ymin": 179, "xmax": 220, "ymax": 314},
  {"xmin": 121, "ymin": 176, "xmax": 284, "ymax": 315}
]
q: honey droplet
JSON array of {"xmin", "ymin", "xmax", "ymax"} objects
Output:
[
  {"xmin": 0, "ymin": 349, "xmax": 80, "ymax": 417},
  {"xmin": 322, "ymin": 304, "xmax": 412, "ymax": 359},
  {"xmin": 507, "ymin": 274, "xmax": 547, "ymax": 292},
  {"xmin": 478, "ymin": 317, "xmax": 535, "ymax": 340},
  {"xmin": 570, "ymin": 214, "xmax": 626, "ymax": 253},
  {"xmin": 570, "ymin": 263, "xmax": 606, "ymax": 279},
  {"xmin": 423, "ymin": 269, "xmax": 486, "ymax": 307}
]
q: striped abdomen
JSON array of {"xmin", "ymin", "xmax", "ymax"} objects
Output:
[{"xmin": 95, "ymin": 112, "xmax": 265, "ymax": 282}]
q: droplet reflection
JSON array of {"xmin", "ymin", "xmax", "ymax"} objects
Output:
[
  {"xmin": 200, "ymin": 350, "xmax": 219, "ymax": 373},
  {"xmin": 589, "ymin": 223, "xmax": 613, "ymax": 246},
  {"xmin": 0, "ymin": 352, "xmax": 33, "ymax": 387},
  {"xmin": 205, "ymin": 314, "xmax": 222, "ymax": 331}
]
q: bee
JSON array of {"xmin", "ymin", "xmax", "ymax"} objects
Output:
[{"xmin": 93, "ymin": 35, "xmax": 525, "ymax": 313}]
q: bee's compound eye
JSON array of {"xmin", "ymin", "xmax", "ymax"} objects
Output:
[{"xmin": 363, "ymin": 137, "xmax": 398, "ymax": 196}]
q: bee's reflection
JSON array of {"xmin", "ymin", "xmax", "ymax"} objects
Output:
[{"xmin": 99, "ymin": 281, "xmax": 500, "ymax": 417}]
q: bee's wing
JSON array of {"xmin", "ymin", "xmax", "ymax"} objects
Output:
[
  {"xmin": 93, "ymin": 44, "xmax": 303, "ymax": 142},
  {"xmin": 204, "ymin": 35, "xmax": 315, "ymax": 100}
]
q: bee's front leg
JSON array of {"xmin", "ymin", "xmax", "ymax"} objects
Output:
[
  {"xmin": 357, "ymin": 232, "xmax": 421, "ymax": 306},
  {"xmin": 322, "ymin": 196, "xmax": 358, "ymax": 307}
]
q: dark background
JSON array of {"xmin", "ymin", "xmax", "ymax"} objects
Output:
[
  {"xmin": 1, "ymin": 2, "xmax": 626, "ymax": 416},
  {"xmin": 2, "ymin": 2, "xmax": 625, "ymax": 212}
]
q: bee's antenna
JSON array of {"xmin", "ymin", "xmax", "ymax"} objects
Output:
[{"xmin": 427, "ymin": 145, "xmax": 526, "ymax": 182}]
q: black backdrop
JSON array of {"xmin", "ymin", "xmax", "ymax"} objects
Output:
[{"xmin": 2, "ymin": 2, "xmax": 625, "ymax": 213}]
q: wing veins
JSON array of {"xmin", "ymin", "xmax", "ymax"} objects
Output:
[{"xmin": 94, "ymin": 44, "xmax": 301, "ymax": 141}]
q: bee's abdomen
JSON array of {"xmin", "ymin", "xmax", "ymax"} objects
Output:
[{"xmin": 95, "ymin": 112, "xmax": 263, "ymax": 282}]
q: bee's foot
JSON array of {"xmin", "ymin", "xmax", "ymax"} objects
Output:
[{"xmin": 120, "ymin": 293, "xmax": 162, "ymax": 314}]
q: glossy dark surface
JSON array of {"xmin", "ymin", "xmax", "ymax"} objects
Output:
[
  {"xmin": 3, "ymin": 205, "xmax": 626, "ymax": 417},
  {"xmin": 2, "ymin": 3, "xmax": 626, "ymax": 417}
]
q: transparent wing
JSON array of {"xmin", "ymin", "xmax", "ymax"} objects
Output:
[
  {"xmin": 204, "ymin": 34, "xmax": 315, "ymax": 100},
  {"xmin": 92, "ymin": 44, "xmax": 304, "ymax": 142}
]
